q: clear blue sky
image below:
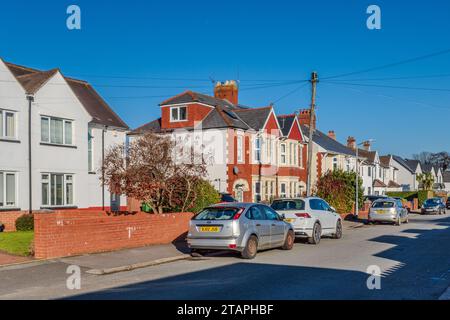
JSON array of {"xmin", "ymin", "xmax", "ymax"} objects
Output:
[{"xmin": 1, "ymin": 0, "xmax": 450, "ymax": 157}]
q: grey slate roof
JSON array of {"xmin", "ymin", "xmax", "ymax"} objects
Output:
[
  {"xmin": 421, "ymin": 163, "xmax": 435, "ymax": 174},
  {"xmin": 277, "ymin": 115, "xmax": 296, "ymax": 137},
  {"xmin": 160, "ymin": 91, "xmax": 240, "ymax": 110},
  {"xmin": 201, "ymin": 107, "xmax": 250, "ymax": 130},
  {"xmin": 131, "ymin": 118, "xmax": 162, "ymax": 135},
  {"xmin": 358, "ymin": 149, "xmax": 377, "ymax": 164},
  {"xmin": 301, "ymin": 125, "xmax": 356, "ymax": 156},
  {"xmin": 234, "ymin": 107, "xmax": 273, "ymax": 131},
  {"xmin": 404, "ymin": 159, "xmax": 421, "ymax": 172},
  {"xmin": 391, "ymin": 155, "xmax": 415, "ymax": 173}
]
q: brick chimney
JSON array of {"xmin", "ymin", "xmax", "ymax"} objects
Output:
[
  {"xmin": 328, "ymin": 130, "xmax": 336, "ymax": 140},
  {"xmin": 347, "ymin": 136, "xmax": 356, "ymax": 149},
  {"xmin": 214, "ymin": 80, "xmax": 238, "ymax": 105},
  {"xmin": 363, "ymin": 140, "xmax": 371, "ymax": 151},
  {"xmin": 298, "ymin": 109, "xmax": 316, "ymax": 129}
]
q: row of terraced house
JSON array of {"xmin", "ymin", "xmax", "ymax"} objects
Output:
[{"xmin": 1, "ymin": 59, "xmax": 449, "ymax": 217}]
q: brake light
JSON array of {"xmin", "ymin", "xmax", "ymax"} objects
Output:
[
  {"xmin": 233, "ymin": 208, "xmax": 245, "ymax": 220},
  {"xmin": 295, "ymin": 213, "xmax": 311, "ymax": 218},
  {"xmin": 228, "ymin": 244, "xmax": 237, "ymax": 249}
]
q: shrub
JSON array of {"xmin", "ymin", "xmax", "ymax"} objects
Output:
[
  {"xmin": 386, "ymin": 191, "xmax": 418, "ymax": 201},
  {"xmin": 188, "ymin": 179, "xmax": 221, "ymax": 214},
  {"xmin": 418, "ymin": 190, "xmax": 433, "ymax": 207},
  {"xmin": 316, "ymin": 170, "xmax": 363, "ymax": 214},
  {"xmin": 15, "ymin": 214, "xmax": 34, "ymax": 231}
]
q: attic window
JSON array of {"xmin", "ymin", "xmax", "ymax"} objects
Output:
[{"xmin": 170, "ymin": 106, "xmax": 187, "ymax": 122}]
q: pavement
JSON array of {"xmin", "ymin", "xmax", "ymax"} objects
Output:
[{"xmin": 0, "ymin": 211, "xmax": 449, "ymax": 300}]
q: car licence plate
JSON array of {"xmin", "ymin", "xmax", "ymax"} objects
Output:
[
  {"xmin": 199, "ymin": 226, "xmax": 221, "ymax": 233},
  {"xmin": 285, "ymin": 218, "xmax": 295, "ymax": 223},
  {"xmin": 376, "ymin": 210, "xmax": 385, "ymax": 214}
]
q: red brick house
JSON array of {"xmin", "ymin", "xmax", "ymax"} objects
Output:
[{"xmin": 129, "ymin": 81, "xmax": 308, "ymax": 203}]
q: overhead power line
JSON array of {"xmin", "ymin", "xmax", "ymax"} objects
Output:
[
  {"xmin": 322, "ymin": 81, "xmax": 450, "ymax": 93},
  {"xmin": 322, "ymin": 48, "xmax": 450, "ymax": 80}
]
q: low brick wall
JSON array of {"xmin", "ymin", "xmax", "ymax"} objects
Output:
[
  {"xmin": 0, "ymin": 211, "xmax": 27, "ymax": 232},
  {"xmin": 34, "ymin": 211, "xmax": 193, "ymax": 259}
]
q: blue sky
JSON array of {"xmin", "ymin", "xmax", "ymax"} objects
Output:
[{"xmin": 1, "ymin": 0, "xmax": 449, "ymax": 157}]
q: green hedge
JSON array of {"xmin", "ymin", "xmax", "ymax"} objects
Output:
[
  {"xmin": 418, "ymin": 190, "xmax": 433, "ymax": 207},
  {"xmin": 386, "ymin": 191, "xmax": 418, "ymax": 201},
  {"xmin": 15, "ymin": 214, "xmax": 34, "ymax": 231}
]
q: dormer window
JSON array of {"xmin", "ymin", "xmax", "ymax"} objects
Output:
[{"xmin": 170, "ymin": 106, "xmax": 187, "ymax": 122}]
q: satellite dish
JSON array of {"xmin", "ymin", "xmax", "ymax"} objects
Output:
[{"xmin": 233, "ymin": 166, "xmax": 239, "ymax": 175}]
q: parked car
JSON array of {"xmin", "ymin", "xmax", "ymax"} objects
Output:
[
  {"xmin": 446, "ymin": 197, "xmax": 450, "ymax": 209},
  {"xmin": 187, "ymin": 203, "xmax": 295, "ymax": 259},
  {"xmin": 219, "ymin": 193, "xmax": 237, "ymax": 203},
  {"xmin": 364, "ymin": 195, "xmax": 389, "ymax": 203},
  {"xmin": 369, "ymin": 198, "xmax": 409, "ymax": 225},
  {"xmin": 270, "ymin": 197, "xmax": 342, "ymax": 245},
  {"xmin": 421, "ymin": 198, "xmax": 446, "ymax": 215}
]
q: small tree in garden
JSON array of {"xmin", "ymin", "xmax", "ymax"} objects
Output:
[
  {"xmin": 316, "ymin": 169, "xmax": 363, "ymax": 214},
  {"xmin": 101, "ymin": 132, "xmax": 207, "ymax": 214},
  {"xmin": 417, "ymin": 172, "xmax": 434, "ymax": 191}
]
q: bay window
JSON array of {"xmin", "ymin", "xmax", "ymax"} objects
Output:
[
  {"xmin": 0, "ymin": 172, "xmax": 16, "ymax": 208},
  {"xmin": 41, "ymin": 173, "xmax": 74, "ymax": 207},
  {"xmin": 41, "ymin": 116, "xmax": 73, "ymax": 145}
]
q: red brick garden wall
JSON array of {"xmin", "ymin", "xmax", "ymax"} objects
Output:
[
  {"xmin": 34, "ymin": 210, "xmax": 193, "ymax": 259},
  {"xmin": 0, "ymin": 211, "xmax": 27, "ymax": 232}
]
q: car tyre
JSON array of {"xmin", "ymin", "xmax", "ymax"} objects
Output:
[
  {"xmin": 308, "ymin": 222, "xmax": 321, "ymax": 245},
  {"xmin": 282, "ymin": 230, "xmax": 295, "ymax": 250},
  {"xmin": 241, "ymin": 235, "xmax": 258, "ymax": 259},
  {"xmin": 333, "ymin": 220, "xmax": 343, "ymax": 239},
  {"xmin": 190, "ymin": 249, "xmax": 206, "ymax": 257}
]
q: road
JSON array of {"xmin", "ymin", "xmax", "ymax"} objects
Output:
[{"xmin": 0, "ymin": 212, "xmax": 449, "ymax": 300}]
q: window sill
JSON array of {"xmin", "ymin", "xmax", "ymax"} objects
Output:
[
  {"xmin": 88, "ymin": 171, "xmax": 97, "ymax": 175},
  {"xmin": 40, "ymin": 206, "xmax": 78, "ymax": 210},
  {"xmin": 0, "ymin": 138, "xmax": 20, "ymax": 144},
  {"xmin": 0, "ymin": 208, "xmax": 21, "ymax": 212},
  {"xmin": 40, "ymin": 142, "xmax": 77, "ymax": 149}
]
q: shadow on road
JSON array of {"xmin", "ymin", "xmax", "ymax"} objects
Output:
[{"xmin": 67, "ymin": 216, "xmax": 450, "ymax": 300}]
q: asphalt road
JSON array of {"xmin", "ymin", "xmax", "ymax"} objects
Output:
[{"xmin": 1, "ymin": 212, "xmax": 449, "ymax": 300}]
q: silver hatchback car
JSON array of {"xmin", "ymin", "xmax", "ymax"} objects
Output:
[
  {"xmin": 369, "ymin": 198, "xmax": 409, "ymax": 225},
  {"xmin": 187, "ymin": 203, "xmax": 295, "ymax": 259}
]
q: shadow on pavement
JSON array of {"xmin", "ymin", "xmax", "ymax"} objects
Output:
[{"xmin": 66, "ymin": 216, "xmax": 450, "ymax": 300}]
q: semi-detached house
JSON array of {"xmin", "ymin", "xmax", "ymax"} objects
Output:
[
  {"xmin": 129, "ymin": 81, "xmax": 308, "ymax": 203},
  {"xmin": 0, "ymin": 59, "xmax": 128, "ymax": 216}
]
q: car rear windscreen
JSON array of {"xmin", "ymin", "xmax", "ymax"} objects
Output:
[
  {"xmin": 271, "ymin": 200, "xmax": 305, "ymax": 210},
  {"xmin": 372, "ymin": 201, "xmax": 395, "ymax": 208},
  {"xmin": 424, "ymin": 199, "xmax": 440, "ymax": 206},
  {"xmin": 194, "ymin": 207, "xmax": 240, "ymax": 220}
]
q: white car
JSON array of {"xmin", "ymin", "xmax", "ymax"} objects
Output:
[{"xmin": 271, "ymin": 197, "xmax": 343, "ymax": 244}]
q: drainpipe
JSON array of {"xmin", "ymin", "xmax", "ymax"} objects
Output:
[
  {"xmin": 27, "ymin": 95, "xmax": 34, "ymax": 214},
  {"xmin": 102, "ymin": 126, "xmax": 107, "ymax": 211}
]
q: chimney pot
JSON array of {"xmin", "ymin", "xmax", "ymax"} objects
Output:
[
  {"xmin": 297, "ymin": 108, "xmax": 316, "ymax": 129},
  {"xmin": 328, "ymin": 130, "xmax": 336, "ymax": 140},
  {"xmin": 214, "ymin": 80, "xmax": 238, "ymax": 105},
  {"xmin": 363, "ymin": 141, "xmax": 371, "ymax": 151},
  {"xmin": 347, "ymin": 136, "xmax": 356, "ymax": 149}
]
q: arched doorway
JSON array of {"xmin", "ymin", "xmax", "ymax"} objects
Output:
[{"xmin": 233, "ymin": 179, "xmax": 249, "ymax": 202}]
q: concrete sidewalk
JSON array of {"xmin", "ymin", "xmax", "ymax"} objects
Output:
[
  {"xmin": 58, "ymin": 241, "xmax": 191, "ymax": 275},
  {"xmin": 0, "ymin": 251, "xmax": 33, "ymax": 266}
]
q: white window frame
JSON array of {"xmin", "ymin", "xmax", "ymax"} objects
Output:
[
  {"xmin": 0, "ymin": 109, "xmax": 17, "ymax": 140},
  {"xmin": 41, "ymin": 173, "xmax": 74, "ymax": 207},
  {"xmin": 88, "ymin": 128, "xmax": 94, "ymax": 172},
  {"xmin": 254, "ymin": 137, "xmax": 262, "ymax": 163},
  {"xmin": 170, "ymin": 106, "xmax": 188, "ymax": 122},
  {"xmin": 280, "ymin": 183, "xmax": 287, "ymax": 198},
  {"xmin": 41, "ymin": 116, "xmax": 73, "ymax": 146},
  {"xmin": 280, "ymin": 143, "xmax": 287, "ymax": 165},
  {"xmin": 0, "ymin": 171, "xmax": 17, "ymax": 208},
  {"xmin": 299, "ymin": 144, "xmax": 304, "ymax": 168},
  {"xmin": 254, "ymin": 181, "xmax": 261, "ymax": 203},
  {"xmin": 237, "ymin": 134, "xmax": 244, "ymax": 163},
  {"xmin": 333, "ymin": 157, "xmax": 338, "ymax": 170}
]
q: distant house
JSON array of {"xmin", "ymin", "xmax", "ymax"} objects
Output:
[
  {"xmin": 379, "ymin": 155, "xmax": 402, "ymax": 193},
  {"xmin": 390, "ymin": 156, "xmax": 422, "ymax": 191},
  {"xmin": 300, "ymin": 125, "xmax": 356, "ymax": 189},
  {"xmin": 444, "ymin": 171, "xmax": 450, "ymax": 192}
]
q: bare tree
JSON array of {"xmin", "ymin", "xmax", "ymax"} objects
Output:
[
  {"xmin": 101, "ymin": 132, "xmax": 207, "ymax": 214},
  {"xmin": 430, "ymin": 151, "xmax": 450, "ymax": 171},
  {"xmin": 412, "ymin": 152, "xmax": 433, "ymax": 165}
]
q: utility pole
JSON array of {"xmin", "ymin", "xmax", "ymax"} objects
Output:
[{"xmin": 306, "ymin": 72, "xmax": 318, "ymax": 197}]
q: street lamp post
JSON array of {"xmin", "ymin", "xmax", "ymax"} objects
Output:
[{"xmin": 355, "ymin": 139, "xmax": 375, "ymax": 218}]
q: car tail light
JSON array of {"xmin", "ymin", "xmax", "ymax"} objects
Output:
[
  {"xmin": 233, "ymin": 208, "xmax": 245, "ymax": 220},
  {"xmin": 228, "ymin": 244, "xmax": 237, "ymax": 249},
  {"xmin": 295, "ymin": 213, "xmax": 311, "ymax": 218}
]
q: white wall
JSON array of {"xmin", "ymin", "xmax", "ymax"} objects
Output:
[{"xmin": 0, "ymin": 60, "xmax": 28, "ymax": 210}]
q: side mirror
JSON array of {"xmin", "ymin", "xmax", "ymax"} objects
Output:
[
  {"xmin": 281, "ymin": 214, "xmax": 286, "ymax": 220},
  {"xmin": 330, "ymin": 206, "xmax": 337, "ymax": 213}
]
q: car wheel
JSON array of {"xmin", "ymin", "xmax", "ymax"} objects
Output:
[
  {"xmin": 333, "ymin": 220, "xmax": 343, "ymax": 239},
  {"xmin": 241, "ymin": 235, "xmax": 258, "ymax": 259},
  {"xmin": 190, "ymin": 249, "xmax": 205, "ymax": 257},
  {"xmin": 308, "ymin": 222, "xmax": 321, "ymax": 245},
  {"xmin": 282, "ymin": 230, "xmax": 295, "ymax": 250}
]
